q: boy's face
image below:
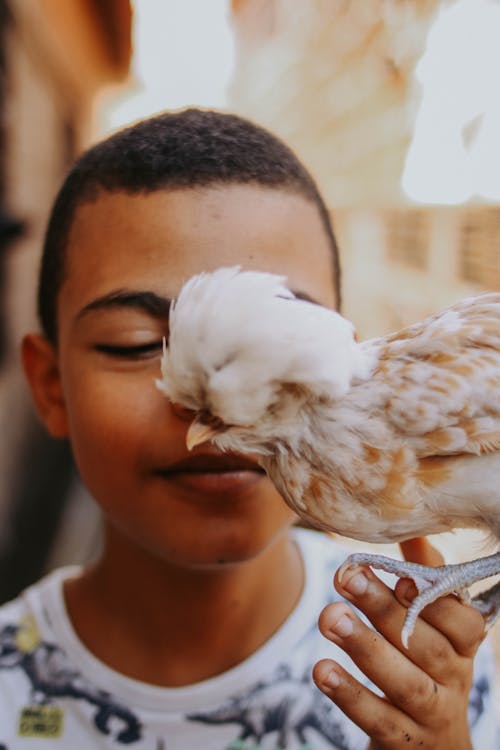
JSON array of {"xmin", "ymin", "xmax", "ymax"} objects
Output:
[{"xmin": 28, "ymin": 185, "xmax": 337, "ymax": 568}]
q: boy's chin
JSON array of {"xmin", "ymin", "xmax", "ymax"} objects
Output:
[
  {"xmin": 145, "ymin": 524, "xmax": 294, "ymax": 571},
  {"xmin": 101, "ymin": 489, "xmax": 297, "ymax": 571}
]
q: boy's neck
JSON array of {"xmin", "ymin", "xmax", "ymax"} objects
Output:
[{"xmin": 63, "ymin": 524, "xmax": 304, "ymax": 686}]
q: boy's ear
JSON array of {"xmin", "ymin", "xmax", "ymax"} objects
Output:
[{"xmin": 21, "ymin": 333, "xmax": 69, "ymax": 438}]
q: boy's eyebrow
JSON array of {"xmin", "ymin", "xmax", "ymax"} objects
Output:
[
  {"xmin": 76, "ymin": 289, "xmax": 172, "ymax": 321},
  {"xmin": 76, "ymin": 288, "xmax": 319, "ymax": 322}
]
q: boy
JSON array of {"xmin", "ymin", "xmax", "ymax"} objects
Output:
[{"xmin": 0, "ymin": 109, "xmax": 496, "ymax": 748}]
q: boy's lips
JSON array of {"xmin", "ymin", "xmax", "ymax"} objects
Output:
[{"xmin": 155, "ymin": 453, "xmax": 266, "ymax": 494}]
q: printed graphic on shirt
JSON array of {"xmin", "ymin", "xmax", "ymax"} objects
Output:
[
  {"xmin": 468, "ymin": 674, "xmax": 490, "ymax": 728},
  {"xmin": 188, "ymin": 663, "xmax": 351, "ymax": 750},
  {"xmin": 188, "ymin": 654, "xmax": 492, "ymax": 750},
  {"xmin": 0, "ymin": 617, "xmax": 142, "ymax": 744},
  {"xmin": 18, "ymin": 705, "xmax": 64, "ymax": 738}
]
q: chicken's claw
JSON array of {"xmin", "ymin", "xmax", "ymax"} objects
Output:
[{"xmin": 338, "ymin": 551, "xmax": 500, "ymax": 649}]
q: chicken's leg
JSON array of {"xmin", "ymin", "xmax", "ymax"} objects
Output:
[{"xmin": 338, "ymin": 551, "xmax": 500, "ymax": 648}]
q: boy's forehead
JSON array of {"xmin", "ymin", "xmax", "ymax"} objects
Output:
[{"xmin": 62, "ymin": 186, "xmax": 337, "ymax": 313}]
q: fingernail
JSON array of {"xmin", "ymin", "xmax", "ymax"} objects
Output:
[
  {"xmin": 330, "ymin": 613, "xmax": 354, "ymax": 638},
  {"xmin": 324, "ymin": 668, "xmax": 341, "ymax": 688},
  {"xmin": 342, "ymin": 570, "xmax": 369, "ymax": 597},
  {"xmin": 398, "ymin": 579, "xmax": 417, "ymax": 606}
]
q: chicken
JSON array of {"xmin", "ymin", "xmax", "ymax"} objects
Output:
[{"xmin": 156, "ymin": 266, "xmax": 500, "ymax": 647}]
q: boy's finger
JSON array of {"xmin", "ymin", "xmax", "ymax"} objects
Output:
[
  {"xmin": 334, "ymin": 565, "xmax": 462, "ymax": 684},
  {"xmin": 394, "ymin": 578, "xmax": 486, "ymax": 658},
  {"xmin": 397, "ymin": 539, "xmax": 484, "ymax": 656},
  {"xmin": 317, "ymin": 602, "xmax": 441, "ymax": 723},
  {"xmin": 399, "ymin": 537, "xmax": 444, "ymax": 566},
  {"xmin": 313, "ymin": 658, "xmax": 421, "ymax": 748}
]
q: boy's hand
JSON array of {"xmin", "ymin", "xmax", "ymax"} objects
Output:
[{"xmin": 313, "ymin": 538, "xmax": 486, "ymax": 749}]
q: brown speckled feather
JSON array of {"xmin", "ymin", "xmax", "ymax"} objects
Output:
[{"xmin": 268, "ymin": 293, "xmax": 500, "ymax": 542}]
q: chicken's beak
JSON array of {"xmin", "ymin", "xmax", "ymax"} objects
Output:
[{"xmin": 186, "ymin": 416, "xmax": 222, "ymax": 451}]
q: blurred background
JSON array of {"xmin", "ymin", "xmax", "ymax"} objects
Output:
[{"xmin": 0, "ymin": 0, "xmax": 498, "ymax": 692}]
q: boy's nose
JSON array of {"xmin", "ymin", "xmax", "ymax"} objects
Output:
[{"xmin": 169, "ymin": 402, "xmax": 196, "ymax": 421}]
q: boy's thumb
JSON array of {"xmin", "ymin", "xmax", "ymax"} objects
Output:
[{"xmin": 399, "ymin": 537, "xmax": 444, "ymax": 567}]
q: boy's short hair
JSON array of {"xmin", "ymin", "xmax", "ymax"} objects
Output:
[{"xmin": 39, "ymin": 108, "xmax": 341, "ymax": 343}]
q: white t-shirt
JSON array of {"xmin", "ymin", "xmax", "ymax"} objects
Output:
[{"xmin": 0, "ymin": 529, "xmax": 497, "ymax": 749}]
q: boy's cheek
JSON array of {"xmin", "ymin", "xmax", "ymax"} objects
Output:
[{"xmin": 63, "ymin": 379, "xmax": 184, "ymax": 474}]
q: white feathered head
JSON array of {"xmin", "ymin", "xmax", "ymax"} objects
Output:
[{"xmin": 157, "ymin": 267, "xmax": 369, "ymax": 451}]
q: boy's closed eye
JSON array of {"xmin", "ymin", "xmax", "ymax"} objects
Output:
[
  {"xmin": 74, "ymin": 288, "xmax": 171, "ymax": 362},
  {"xmin": 94, "ymin": 341, "xmax": 165, "ymax": 360}
]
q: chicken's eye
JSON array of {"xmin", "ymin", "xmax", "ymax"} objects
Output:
[{"xmin": 198, "ymin": 410, "xmax": 225, "ymax": 430}]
